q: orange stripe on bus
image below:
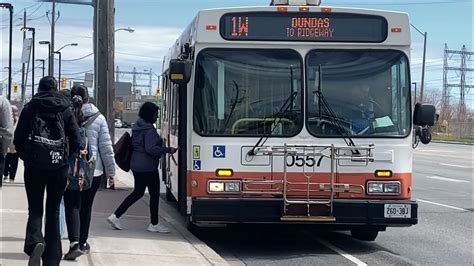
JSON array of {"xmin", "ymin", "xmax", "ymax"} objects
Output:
[{"xmin": 187, "ymin": 171, "xmax": 412, "ymax": 199}]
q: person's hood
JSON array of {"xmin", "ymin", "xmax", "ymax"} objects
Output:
[
  {"xmin": 132, "ymin": 118, "xmax": 155, "ymax": 131},
  {"xmin": 82, "ymin": 103, "xmax": 100, "ymax": 117},
  {"xmin": 29, "ymin": 91, "xmax": 70, "ymax": 112}
]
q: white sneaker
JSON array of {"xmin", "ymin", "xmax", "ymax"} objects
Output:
[
  {"xmin": 147, "ymin": 223, "xmax": 171, "ymax": 233},
  {"xmin": 107, "ymin": 214, "xmax": 122, "ymax": 230}
]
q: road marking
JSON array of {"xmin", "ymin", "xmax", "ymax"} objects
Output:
[
  {"xmin": 424, "ymin": 175, "xmax": 470, "ymax": 183},
  {"xmin": 417, "ymin": 199, "xmax": 468, "ymax": 212},
  {"xmin": 415, "ymin": 149, "xmax": 456, "ymax": 153},
  {"xmin": 0, "ymin": 209, "xmax": 27, "ymax": 214},
  {"xmin": 439, "ymin": 163, "xmax": 472, "ymax": 169},
  {"xmin": 316, "ymin": 238, "xmax": 367, "ymax": 266}
]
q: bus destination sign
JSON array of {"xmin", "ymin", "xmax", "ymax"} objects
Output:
[{"xmin": 220, "ymin": 12, "xmax": 388, "ymax": 42}]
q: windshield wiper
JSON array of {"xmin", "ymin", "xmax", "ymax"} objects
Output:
[
  {"xmin": 315, "ymin": 65, "xmax": 359, "ymax": 152},
  {"xmin": 248, "ymin": 91, "xmax": 298, "ymax": 156}
]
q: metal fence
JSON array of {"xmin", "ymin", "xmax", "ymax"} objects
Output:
[{"xmin": 433, "ymin": 121, "xmax": 474, "ymax": 141}]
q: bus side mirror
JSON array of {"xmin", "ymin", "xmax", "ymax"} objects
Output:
[
  {"xmin": 169, "ymin": 59, "xmax": 192, "ymax": 85},
  {"xmin": 413, "ymin": 103, "xmax": 436, "ymax": 126}
]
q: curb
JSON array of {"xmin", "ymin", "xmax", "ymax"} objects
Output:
[
  {"xmin": 432, "ymin": 140, "xmax": 474, "ymax": 145},
  {"xmin": 115, "ymin": 171, "xmax": 228, "ymax": 266}
]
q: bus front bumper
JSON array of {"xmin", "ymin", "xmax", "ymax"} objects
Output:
[{"xmin": 191, "ymin": 198, "xmax": 418, "ymax": 226}]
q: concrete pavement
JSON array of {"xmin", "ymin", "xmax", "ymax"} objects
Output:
[{"xmin": 0, "ymin": 163, "xmax": 227, "ymax": 266}]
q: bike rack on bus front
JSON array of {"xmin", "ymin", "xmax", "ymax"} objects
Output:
[{"xmin": 243, "ymin": 144, "xmax": 375, "ymax": 222}]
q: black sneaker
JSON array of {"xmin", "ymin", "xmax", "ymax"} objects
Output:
[
  {"xmin": 63, "ymin": 243, "xmax": 83, "ymax": 261},
  {"xmin": 80, "ymin": 243, "xmax": 91, "ymax": 255},
  {"xmin": 28, "ymin": 243, "xmax": 45, "ymax": 266}
]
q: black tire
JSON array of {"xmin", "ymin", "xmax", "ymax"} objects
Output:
[
  {"xmin": 187, "ymin": 216, "xmax": 199, "ymax": 234},
  {"xmin": 350, "ymin": 227, "xmax": 379, "ymax": 241}
]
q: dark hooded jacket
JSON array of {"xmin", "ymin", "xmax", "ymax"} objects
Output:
[
  {"xmin": 14, "ymin": 91, "xmax": 81, "ymax": 167},
  {"xmin": 130, "ymin": 118, "xmax": 171, "ymax": 173}
]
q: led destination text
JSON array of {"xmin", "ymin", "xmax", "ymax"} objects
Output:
[{"xmin": 221, "ymin": 12, "xmax": 388, "ymax": 42}]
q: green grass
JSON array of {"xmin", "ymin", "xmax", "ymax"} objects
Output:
[{"xmin": 432, "ymin": 134, "xmax": 474, "ymax": 145}]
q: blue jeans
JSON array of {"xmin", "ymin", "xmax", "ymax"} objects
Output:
[{"xmin": 59, "ymin": 198, "xmax": 66, "ymax": 237}]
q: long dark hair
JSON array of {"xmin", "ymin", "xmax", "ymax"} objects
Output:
[
  {"xmin": 71, "ymin": 95, "xmax": 85, "ymax": 125},
  {"xmin": 70, "ymin": 85, "xmax": 89, "ymax": 125}
]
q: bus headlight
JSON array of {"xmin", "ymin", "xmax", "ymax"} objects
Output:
[
  {"xmin": 367, "ymin": 183, "xmax": 384, "ymax": 193},
  {"xmin": 384, "ymin": 183, "xmax": 400, "ymax": 194},
  {"xmin": 208, "ymin": 181, "xmax": 241, "ymax": 193},
  {"xmin": 225, "ymin": 182, "xmax": 241, "ymax": 192},
  {"xmin": 208, "ymin": 181, "xmax": 225, "ymax": 192},
  {"xmin": 367, "ymin": 181, "xmax": 400, "ymax": 195}
]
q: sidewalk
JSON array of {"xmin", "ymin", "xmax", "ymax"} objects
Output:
[{"xmin": 0, "ymin": 163, "xmax": 227, "ymax": 266}]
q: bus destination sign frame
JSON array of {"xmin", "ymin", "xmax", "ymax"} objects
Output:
[{"xmin": 220, "ymin": 12, "xmax": 388, "ymax": 43}]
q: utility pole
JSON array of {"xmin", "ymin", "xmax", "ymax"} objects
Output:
[
  {"xmin": 50, "ymin": 0, "xmax": 56, "ymax": 76},
  {"xmin": 410, "ymin": 24, "xmax": 427, "ymax": 103},
  {"xmin": 420, "ymin": 31, "xmax": 427, "ymax": 102},
  {"xmin": 132, "ymin": 67, "xmax": 137, "ymax": 93},
  {"xmin": 31, "ymin": 29, "xmax": 35, "ymax": 96},
  {"xmin": 0, "ymin": 3, "xmax": 13, "ymax": 100},
  {"xmin": 412, "ymin": 82, "xmax": 417, "ymax": 105},
  {"xmin": 148, "ymin": 68, "xmax": 152, "ymax": 95},
  {"xmin": 116, "ymin": 66, "xmax": 120, "ymax": 82},
  {"xmin": 20, "ymin": 10, "xmax": 26, "ymax": 103},
  {"xmin": 96, "ymin": 0, "xmax": 115, "ymax": 140}
]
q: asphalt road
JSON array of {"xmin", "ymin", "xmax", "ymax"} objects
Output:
[
  {"xmin": 191, "ymin": 143, "xmax": 473, "ymax": 266},
  {"xmin": 7, "ymin": 128, "xmax": 471, "ymax": 264},
  {"xmin": 117, "ymin": 127, "xmax": 473, "ymax": 265}
]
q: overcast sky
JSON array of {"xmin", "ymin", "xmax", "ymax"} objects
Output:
[{"xmin": 1, "ymin": 0, "xmax": 473, "ymax": 102}]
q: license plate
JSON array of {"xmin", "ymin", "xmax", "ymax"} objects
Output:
[{"xmin": 384, "ymin": 204, "xmax": 411, "ymax": 218}]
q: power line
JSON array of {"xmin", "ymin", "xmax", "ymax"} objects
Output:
[
  {"xmin": 62, "ymin": 69, "xmax": 93, "ymax": 75},
  {"xmin": 0, "ymin": 2, "xmax": 41, "ymax": 23},
  {"xmin": 60, "ymin": 53, "xmax": 94, "ymax": 62},
  {"xmin": 116, "ymin": 52, "xmax": 162, "ymax": 59}
]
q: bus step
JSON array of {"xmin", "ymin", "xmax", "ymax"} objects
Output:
[
  {"xmin": 280, "ymin": 215, "xmax": 336, "ymax": 222},
  {"xmin": 286, "ymin": 199, "xmax": 331, "ymax": 205}
]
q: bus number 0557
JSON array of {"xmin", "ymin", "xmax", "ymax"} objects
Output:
[{"xmin": 286, "ymin": 156, "xmax": 320, "ymax": 168}]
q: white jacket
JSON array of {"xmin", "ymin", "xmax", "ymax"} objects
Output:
[
  {"xmin": 82, "ymin": 103, "xmax": 116, "ymax": 177},
  {"xmin": 0, "ymin": 96, "xmax": 13, "ymax": 156}
]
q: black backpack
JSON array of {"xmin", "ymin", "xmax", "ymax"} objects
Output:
[
  {"xmin": 114, "ymin": 132, "xmax": 132, "ymax": 172},
  {"xmin": 24, "ymin": 109, "xmax": 68, "ymax": 170}
]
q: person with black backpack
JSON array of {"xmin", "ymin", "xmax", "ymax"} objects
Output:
[
  {"xmin": 14, "ymin": 76, "xmax": 81, "ymax": 266},
  {"xmin": 63, "ymin": 85, "xmax": 116, "ymax": 260}
]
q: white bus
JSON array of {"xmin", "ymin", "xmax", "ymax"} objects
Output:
[{"xmin": 160, "ymin": 0, "xmax": 436, "ymax": 241}]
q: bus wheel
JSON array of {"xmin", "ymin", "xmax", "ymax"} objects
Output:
[
  {"xmin": 166, "ymin": 186, "xmax": 176, "ymax": 202},
  {"xmin": 187, "ymin": 217, "xmax": 198, "ymax": 234},
  {"xmin": 350, "ymin": 226, "xmax": 379, "ymax": 241}
]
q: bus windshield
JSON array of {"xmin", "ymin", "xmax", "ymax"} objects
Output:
[
  {"xmin": 306, "ymin": 50, "xmax": 411, "ymax": 138},
  {"xmin": 194, "ymin": 49, "xmax": 303, "ymax": 136}
]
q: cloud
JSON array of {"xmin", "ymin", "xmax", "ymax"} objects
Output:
[{"xmin": 1, "ymin": 19, "xmax": 182, "ymax": 93}]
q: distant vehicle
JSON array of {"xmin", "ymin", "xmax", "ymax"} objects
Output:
[
  {"xmin": 121, "ymin": 110, "xmax": 138, "ymax": 129},
  {"xmin": 114, "ymin": 119, "xmax": 123, "ymax": 128},
  {"xmin": 160, "ymin": 0, "xmax": 437, "ymax": 241}
]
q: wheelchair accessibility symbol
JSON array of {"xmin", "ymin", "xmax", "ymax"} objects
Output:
[
  {"xmin": 193, "ymin": 160, "xmax": 201, "ymax": 171},
  {"xmin": 213, "ymin": 145, "xmax": 226, "ymax": 158}
]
